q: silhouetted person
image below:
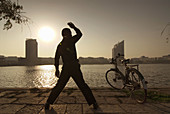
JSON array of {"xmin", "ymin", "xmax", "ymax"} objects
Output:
[{"xmin": 45, "ymin": 22, "xmax": 98, "ymax": 110}]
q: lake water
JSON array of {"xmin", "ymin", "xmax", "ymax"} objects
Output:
[{"xmin": 0, "ymin": 64, "xmax": 170, "ymax": 88}]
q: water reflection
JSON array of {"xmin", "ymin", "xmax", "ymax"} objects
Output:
[
  {"xmin": 32, "ymin": 65, "xmax": 58, "ymax": 88},
  {"xmin": 38, "ymin": 65, "xmax": 54, "ymax": 70},
  {"xmin": 0, "ymin": 64, "xmax": 170, "ymax": 88}
]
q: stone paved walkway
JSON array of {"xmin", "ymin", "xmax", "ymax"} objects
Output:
[{"xmin": 0, "ymin": 88, "xmax": 170, "ymax": 114}]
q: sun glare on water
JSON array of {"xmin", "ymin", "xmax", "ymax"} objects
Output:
[{"xmin": 38, "ymin": 27, "xmax": 55, "ymax": 42}]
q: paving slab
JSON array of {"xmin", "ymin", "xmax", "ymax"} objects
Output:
[
  {"xmin": 4, "ymin": 93, "xmax": 17, "ymax": 98},
  {"xmin": 39, "ymin": 97, "xmax": 48, "ymax": 104},
  {"xmin": 0, "ymin": 91, "xmax": 7, "ymax": 97},
  {"xmin": 161, "ymin": 103, "xmax": 170, "ymax": 108},
  {"xmin": 95, "ymin": 96, "xmax": 107, "ymax": 104},
  {"xmin": 70, "ymin": 91, "xmax": 84, "ymax": 97},
  {"xmin": 59, "ymin": 92, "xmax": 69, "ymax": 97},
  {"xmin": 119, "ymin": 103, "xmax": 160, "ymax": 113},
  {"xmin": 117, "ymin": 97, "xmax": 137, "ymax": 104},
  {"xmin": 94, "ymin": 91, "xmax": 126, "ymax": 97},
  {"xmin": 98, "ymin": 104, "xmax": 125, "ymax": 113},
  {"xmin": 0, "ymin": 88, "xmax": 169, "ymax": 114},
  {"xmin": 66, "ymin": 104, "xmax": 82, "ymax": 114},
  {"xmin": 16, "ymin": 105, "xmax": 43, "ymax": 114},
  {"xmin": 0, "ymin": 104, "xmax": 25, "ymax": 114},
  {"xmin": 14, "ymin": 97, "xmax": 44, "ymax": 104},
  {"xmin": 83, "ymin": 104, "xmax": 125, "ymax": 114},
  {"xmin": 0, "ymin": 97, "xmax": 17, "ymax": 104},
  {"xmin": 105, "ymin": 97, "xmax": 121, "ymax": 104},
  {"xmin": 144, "ymin": 103, "xmax": 170, "ymax": 113},
  {"xmin": 40, "ymin": 92, "xmax": 51, "ymax": 97},
  {"xmin": 76, "ymin": 96, "xmax": 87, "ymax": 104},
  {"xmin": 56, "ymin": 96, "xmax": 76, "ymax": 104},
  {"xmin": 15, "ymin": 92, "xmax": 39, "ymax": 98},
  {"xmin": 39, "ymin": 104, "xmax": 66, "ymax": 114}
]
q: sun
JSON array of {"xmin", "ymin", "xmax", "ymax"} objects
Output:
[{"xmin": 38, "ymin": 27, "xmax": 55, "ymax": 42}]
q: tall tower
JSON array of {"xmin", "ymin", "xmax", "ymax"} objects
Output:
[
  {"xmin": 112, "ymin": 40, "xmax": 125, "ymax": 74},
  {"xmin": 112, "ymin": 40, "xmax": 124, "ymax": 58},
  {"xmin": 26, "ymin": 39, "xmax": 38, "ymax": 65}
]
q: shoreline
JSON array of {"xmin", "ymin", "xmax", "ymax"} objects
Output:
[{"xmin": 1, "ymin": 63, "xmax": 170, "ymax": 67}]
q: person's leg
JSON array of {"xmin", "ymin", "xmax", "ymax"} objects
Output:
[
  {"xmin": 71, "ymin": 63, "xmax": 97, "ymax": 106},
  {"xmin": 46, "ymin": 69, "xmax": 70, "ymax": 105}
]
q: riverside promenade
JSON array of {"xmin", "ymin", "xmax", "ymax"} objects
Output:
[{"xmin": 0, "ymin": 88, "xmax": 170, "ymax": 114}]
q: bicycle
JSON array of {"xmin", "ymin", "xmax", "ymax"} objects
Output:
[{"xmin": 105, "ymin": 54, "xmax": 148, "ymax": 103}]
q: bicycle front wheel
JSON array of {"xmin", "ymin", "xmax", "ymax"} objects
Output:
[
  {"xmin": 105, "ymin": 69, "xmax": 124, "ymax": 90},
  {"xmin": 128, "ymin": 68, "xmax": 147, "ymax": 104}
]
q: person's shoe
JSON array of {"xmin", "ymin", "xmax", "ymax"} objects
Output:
[
  {"xmin": 93, "ymin": 102, "xmax": 99, "ymax": 110},
  {"xmin": 45, "ymin": 103, "xmax": 50, "ymax": 110}
]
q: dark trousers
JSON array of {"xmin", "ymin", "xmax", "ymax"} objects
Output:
[{"xmin": 46, "ymin": 62, "xmax": 96, "ymax": 105}]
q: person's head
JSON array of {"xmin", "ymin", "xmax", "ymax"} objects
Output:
[{"xmin": 62, "ymin": 28, "xmax": 72, "ymax": 38}]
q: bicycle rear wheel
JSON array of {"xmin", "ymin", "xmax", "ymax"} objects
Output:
[
  {"xmin": 105, "ymin": 69, "xmax": 124, "ymax": 90},
  {"xmin": 128, "ymin": 68, "xmax": 147, "ymax": 104}
]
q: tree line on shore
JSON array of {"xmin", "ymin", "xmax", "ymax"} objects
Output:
[{"xmin": 1, "ymin": 56, "xmax": 170, "ymax": 66}]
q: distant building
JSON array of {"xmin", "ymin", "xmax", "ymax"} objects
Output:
[
  {"xmin": 78, "ymin": 57, "xmax": 109, "ymax": 64},
  {"xmin": 5, "ymin": 56, "xmax": 18, "ymax": 62},
  {"xmin": 162, "ymin": 54, "xmax": 170, "ymax": 60},
  {"xmin": 38, "ymin": 57, "xmax": 54, "ymax": 65},
  {"xmin": 0, "ymin": 55, "xmax": 5, "ymax": 62},
  {"xmin": 112, "ymin": 40, "xmax": 125, "ymax": 74},
  {"xmin": 25, "ymin": 39, "xmax": 38, "ymax": 65},
  {"xmin": 3, "ymin": 56, "xmax": 19, "ymax": 65},
  {"xmin": 112, "ymin": 40, "xmax": 124, "ymax": 65},
  {"xmin": 0, "ymin": 55, "xmax": 5, "ymax": 58},
  {"xmin": 112, "ymin": 40, "xmax": 124, "ymax": 58}
]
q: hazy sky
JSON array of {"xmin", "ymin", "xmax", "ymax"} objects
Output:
[{"xmin": 0, "ymin": 0, "xmax": 170, "ymax": 58}]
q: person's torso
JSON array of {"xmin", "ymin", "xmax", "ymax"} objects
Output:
[{"xmin": 59, "ymin": 39, "xmax": 78, "ymax": 65}]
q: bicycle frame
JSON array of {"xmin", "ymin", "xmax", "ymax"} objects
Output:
[
  {"xmin": 107, "ymin": 55, "xmax": 147, "ymax": 103},
  {"xmin": 111, "ymin": 55, "xmax": 140, "ymax": 86}
]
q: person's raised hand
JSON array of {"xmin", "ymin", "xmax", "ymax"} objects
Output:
[{"xmin": 68, "ymin": 22, "xmax": 76, "ymax": 28}]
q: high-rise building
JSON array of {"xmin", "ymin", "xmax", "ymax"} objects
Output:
[
  {"xmin": 25, "ymin": 39, "xmax": 38, "ymax": 64},
  {"xmin": 112, "ymin": 40, "xmax": 125, "ymax": 74},
  {"xmin": 112, "ymin": 40, "xmax": 124, "ymax": 58}
]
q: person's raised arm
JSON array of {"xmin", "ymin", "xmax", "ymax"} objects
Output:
[{"xmin": 68, "ymin": 22, "xmax": 82, "ymax": 43}]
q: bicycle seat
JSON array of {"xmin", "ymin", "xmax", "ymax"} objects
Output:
[{"xmin": 121, "ymin": 59, "xmax": 130, "ymax": 64}]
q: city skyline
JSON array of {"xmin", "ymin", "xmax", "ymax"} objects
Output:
[{"xmin": 0, "ymin": 0, "xmax": 170, "ymax": 58}]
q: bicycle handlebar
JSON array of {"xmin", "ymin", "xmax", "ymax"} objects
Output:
[{"xmin": 111, "ymin": 53, "xmax": 130, "ymax": 65}]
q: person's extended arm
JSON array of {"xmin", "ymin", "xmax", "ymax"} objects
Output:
[
  {"xmin": 54, "ymin": 46, "xmax": 60, "ymax": 77},
  {"xmin": 68, "ymin": 22, "xmax": 82, "ymax": 43}
]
